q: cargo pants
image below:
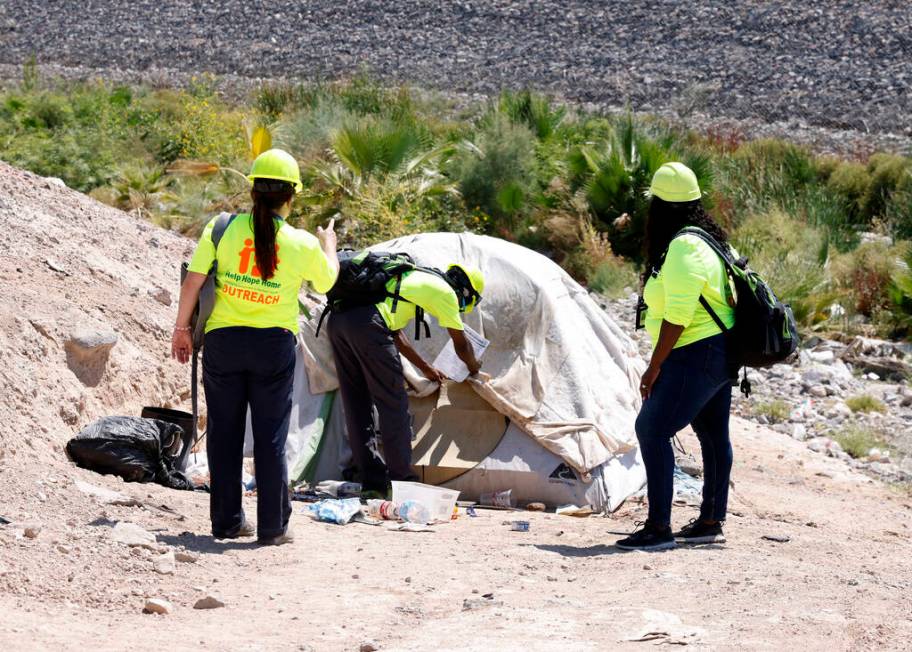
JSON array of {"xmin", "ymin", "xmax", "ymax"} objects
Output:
[{"xmin": 328, "ymin": 305, "xmax": 418, "ymax": 493}]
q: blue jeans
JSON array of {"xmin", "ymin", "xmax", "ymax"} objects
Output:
[
  {"xmin": 203, "ymin": 326, "xmax": 295, "ymax": 539},
  {"xmin": 635, "ymin": 333, "xmax": 733, "ymax": 527}
]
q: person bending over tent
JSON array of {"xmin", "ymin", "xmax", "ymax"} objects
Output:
[
  {"xmin": 172, "ymin": 149, "xmax": 339, "ymax": 546},
  {"xmin": 325, "ymin": 256, "xmax": 485, "ymax": 497}
]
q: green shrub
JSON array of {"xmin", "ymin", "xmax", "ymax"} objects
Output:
[
  {"xmin": 831, "ymin": 424, "xmax": 889, "ymax": 459},
  {"xmin": 864, "ymin": 154, "xmax": 911, "ymax": 219},
  {"xmin": 830, "ymin": 241, "xmax": 905, "ymax": 322},
  {"xmin": 497, "ymin": 90, "xmax": 566, "ymax": 141},
  {"xmin": 567, "ymin": 115, "xmax": 697, "ymax": 260},
  {"xmin": 753, "ymin": 400, "xmax": 791, "ymax": 424},
  {"xmin": 732, "ymin": 210, "xmax": 830, "ymax": 327},
  {"xmin": 587, "ymin": 258, "xmax": 639, "ymax": 298},
  {"xmin": 845, "ymin": 394, "xmax": 886, "ymax": 414},
  {"xmin": 449, "ymin": 113, "xmax": 538, "ymax": 229}
]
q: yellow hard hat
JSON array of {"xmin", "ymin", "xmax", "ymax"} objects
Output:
[
  {"xmin": 248, "ymin": 148, "xmax": 302, "ymax": 193},
  {"xmin": 648, "ymin": 162, "xmax": 701, "ymax": 202},
  {"xmin": 447, "ymin": 263, "xmax": 485, "ymax": 313}
]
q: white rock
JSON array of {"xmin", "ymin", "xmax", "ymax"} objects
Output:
[
  {"xmin": 143, "ymin": 598, "xmax": 172, "ymax": 615},
  {"xmin": 111, "ymin": 522, "xmax": 157, "ymax": 549},
  {"xmin": 808, "ymin": 350, "xmax": 835, "ymax": 364},
  {"xmin": 153, "ymin": 551, "xmax": 176, "ymax": 575},
  {"xmin": 808, "ymin": 385, "xmax": 828, "ymax": 398},
  {"xmin": 866, "ymin": 373, "xmax": 881, "ymax": 381},
  {"xmin": 193, "ymin": 595, "xmax": 225, "ymax": 610},
  {"xmin": 790, "ymin": 424, "xmax": 807, "ymax": 441}
]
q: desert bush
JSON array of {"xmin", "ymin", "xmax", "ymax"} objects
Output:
[
  {"xmin": 826, "ymin": 161, "xmax": 870, "ymax": 222},
  {"xmin": 830, "ymin": 241, "xmax": 905, "ymax": 325},
  {"xmin": 567, "ymin": 115, "xmax": 704, "ymax": 261},
  {"xmin": 731, "ymin": 209, "xmax": 831, "ymax": 327},
  {"xmin": 718, "ymin": 139, "xmax": 817, "ymax": 214},
  {"xmin": 887, "ymin": 244, "xmax": 912, "ymax": 336},
  {"xmin": 448, "ymin": 113, "xmax": 538, "ymax": 230},
  {"xmin": 497, "ymin": 90, "xmax": 566, "ymax": 141},
  {"xmin": 753, "ymin": 400, "xmax": 791, "ymax": 424},
  {"xmin": 845, "ymin": 394, "xmax": 886, "ymax": 414},
  {"xmin": 830, "ymin": 424, "xmax": 889, "ymax": 459}
]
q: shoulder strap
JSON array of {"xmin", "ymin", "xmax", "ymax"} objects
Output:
[
  {"xmin": 675, "ymin": 227, "xmax": 734, "ymax": 334},
  {"xmin": 675, "ymin": 227, "xmax": 736, "ymax": 269},
  {"xmin": 211, "ymin": 212, "xmax": 237, "ymax": 251}
]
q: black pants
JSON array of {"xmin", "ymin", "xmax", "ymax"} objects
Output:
[
  {"xmin": 203, "ymin": 326, "xmax": 294, "ymax": 538},
  {"xmin": 328, "ymin": 306, "xmax": 418, "ymax": 493},
  {"xmin": 634, "ymin": 333, "xmax": 733, "ymax": 526}
]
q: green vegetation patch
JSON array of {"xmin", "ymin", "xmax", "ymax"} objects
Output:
[
  {"xmin": 844, "ymin": 394, "xmax": 887, "ymax": 414},
  {"xmin": 831, "ymin": 424, "xmax": 890, "ymax": 459}
]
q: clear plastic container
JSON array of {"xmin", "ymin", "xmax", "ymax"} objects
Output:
[
  {"xmin": 391, "ymin": 481, "xmax": 460, "ymax": 523},
  {"xmin": 398, "ymin": 500, "xmax": 431, "ymax": 524}
]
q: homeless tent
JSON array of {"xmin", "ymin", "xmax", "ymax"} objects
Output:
[{"xmin": 283, "ymin": 232, "xmax": 646, "ymax": 511}]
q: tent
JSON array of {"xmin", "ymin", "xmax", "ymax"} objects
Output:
[{"xmin": 283, "ymin": 232, "xmax": 647, "ymax": 511}]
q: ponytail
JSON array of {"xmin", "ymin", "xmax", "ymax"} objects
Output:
[{"xmin": 250, "ymin": 180, "xmax": 294, "ymax": 280}]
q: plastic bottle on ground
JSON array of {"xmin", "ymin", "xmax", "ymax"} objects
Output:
[{"xmin": 366, "ymin": 499, "xmax": 398, "ymax": 520}]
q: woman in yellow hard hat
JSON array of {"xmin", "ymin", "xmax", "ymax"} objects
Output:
[
  {"xmin": 327, "ymin": 258, "xmax": 484, "ymax": 498},
  {"xmin": 616, "ymin": 162, "xmax": 736, "ymax": 551},
  {"xmin": 171, "ymin": 148, "xmax": 339, "ymax": 545}
]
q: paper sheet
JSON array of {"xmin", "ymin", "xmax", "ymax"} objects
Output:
[{"xmin": 432, "ymin": 325, "xmax": 489, "ymax": 381}]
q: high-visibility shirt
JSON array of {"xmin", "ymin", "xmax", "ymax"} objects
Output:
[
  {"xmin": 643, "ymin": 233, "xmax": 736, "ymax": 349},
  {"xmin": 188, "ymin": 213, "xmax": 337, "ymax": 334},
  {"xmin": 375, "ymin": 270, "xmax": 464, "ymax": 332}
]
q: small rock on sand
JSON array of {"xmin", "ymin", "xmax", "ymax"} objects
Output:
[
  {"xmin": 143, "ymin": 598, "xmax": 173, "ymax": 615},
  {"xmin": 153, "ymin": 551, "xmax": 176, "ymax": 575},
  {"xmin": 111, "ymin": 522, "xmax": 157, "ymax": 549},
  {"xmin": 23, "ymin": 525, "xmax": 42, "ymax": 539},
  {"xmin": 174, "ymin": 550, "xmax": 199, "ymax": 564},
  {"xmin": 193, "ymin": 595, "xmax": 225, "ymax": 610}
]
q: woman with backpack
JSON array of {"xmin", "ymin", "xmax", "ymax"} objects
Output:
[
  {"xmin": 616, "ymin": 162, "xmax": 736, "ymax": 551},
  {"xmin": 171, "ymin": 149, "xmax": 339, "ymax": 546}
]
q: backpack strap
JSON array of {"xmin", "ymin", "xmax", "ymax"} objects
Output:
[
  {"xmin": 391, "ymin": 273, "xmax": 404, "ymax": 314},
  {"xmin": 210, "ymin": 212, "xmax": 236, "ymax": 252}
]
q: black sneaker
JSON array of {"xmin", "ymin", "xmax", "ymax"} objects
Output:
[
  {"xmin": 615, "ymin": 521, "xmax": 676, "ymax": 551},
  {"xmin": 674, "ymin": 519, "xmax": 726, "ymax": 544}
]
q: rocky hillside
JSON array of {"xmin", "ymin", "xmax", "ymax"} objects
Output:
[
  {"xmin": 0, "ymin": 1, "xmax": 910, "ymax": 148},
  {"xmin": 0, "ymin": 161, "xmax": 193, "ymax": 468}
]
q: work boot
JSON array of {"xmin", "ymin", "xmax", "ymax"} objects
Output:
[
  {"xmin": 674, "ymin": 519, "xmax": 726, "ymax": 544},
  {"xmin": 615, "ymin": 521, "xmax": 676, "ymax": 551},
  {"xmin": 257, "ymin": 529, "xmax": 294, "ymax": 546}
]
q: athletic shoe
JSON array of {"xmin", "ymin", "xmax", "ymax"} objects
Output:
[
  {"xmin": 674, "ymin": 519, "xmax": 726, "ymax": 544},
  {"xmin": 257, "ymin": 530, "xmax": 294, "ymax": 546},
  {"xmin": 213, "ymin": 521, "xmax": 255, "ymax": 539},
  {"xmin": 615, "ymin": 521, "xmax": 676, "ymax": 551}
]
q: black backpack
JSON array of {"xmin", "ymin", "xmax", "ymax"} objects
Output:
[
  {"xmin": 643, "ymin": 227, "xmax": 799, "ymax": 396},
  {"xmin": 315, "ymin": 249, "xmax": 452, "ymax": 339}
]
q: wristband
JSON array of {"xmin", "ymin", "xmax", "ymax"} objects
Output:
[{"xmin": 173, "ymin": 325, "xmax": 191, "ymax": 332}]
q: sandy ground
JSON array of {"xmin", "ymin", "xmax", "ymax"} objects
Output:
[{"xmin": 1, "ymin": 418, "xmax": 910, "ymax": 652}]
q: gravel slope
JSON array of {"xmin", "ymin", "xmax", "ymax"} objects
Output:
[{"xmin": 0, "ymin": 1, "xmax": 910, "ymax": 138}]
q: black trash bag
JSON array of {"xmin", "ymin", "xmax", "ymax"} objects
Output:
[{"xmin": 66, "ymin": 416, "xmax": 196, "ymax": 491}]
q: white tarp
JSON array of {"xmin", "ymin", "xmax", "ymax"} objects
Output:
[{"xmin": 291, "ymin": 232, "xmax": 647, "ymax": 510}]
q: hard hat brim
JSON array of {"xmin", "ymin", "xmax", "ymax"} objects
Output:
[{"xmin": 248, "ymin": 174, "xmax": 303, "ymax": 194}]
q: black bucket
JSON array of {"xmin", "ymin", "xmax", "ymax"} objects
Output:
[{"xmin": 141, "ymin": 406, "xmax": 195, "ymax": 463}]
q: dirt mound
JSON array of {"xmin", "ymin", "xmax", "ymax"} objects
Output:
[{"xmin": 0, "ymin": 160, "xmax": 193, "ymax": 469}]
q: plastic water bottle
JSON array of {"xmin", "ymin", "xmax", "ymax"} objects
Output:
[
  {"xmin": 398, "ymin": 500, "xmax": 431, "ymax": 524},
  {"xmin": 366, "ymin": 499, "xmax": 398, "ymax": 520}
]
